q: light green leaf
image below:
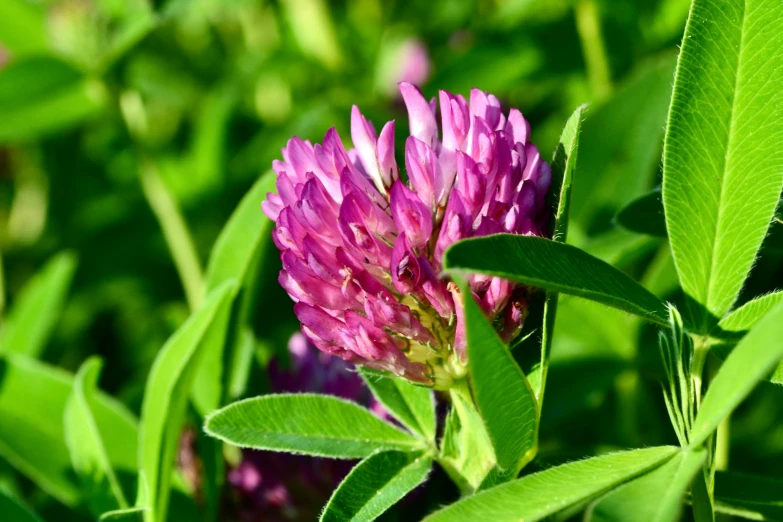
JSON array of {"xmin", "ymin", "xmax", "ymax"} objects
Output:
[
  {"xmin": 444, "ymin": 235, "xmax": 668, "ymax": 326},
  {"xmin": 100, "ymin": 508, "xmax": 149, "ymax": 521},
  {"xmin": 0, "ymin": 354, "xmax": 138, "ymax": 506},
  {"xmin": 192, "ymin": 170, "xmax": 276, "ymax": 416},
  {"xmin": 714, "ymin": 470, "xmax": 783, "ymax": 521},
  {"xmin": 0, "ymin": 57, "xmax": 106, "ymax": 143},
  {"xmin": 589, "ymin": 449, "xmax": 706, "ymax": 522},
  {"xmin": 689, "ymin": 302, "xmax": 783, "ymax": 448},
  {"xmin": 423, "ymin": 446, "xmax": 679, "ymax": 522},
  {"xmin": 64, "ymin": 357, "xmax": 129, "ymax": 515},
  {"xmin": 320, "ymin": 450, "xmax": 431, "ymax": 522},
  {"xmin": 204, "ymin": 394, "xmax": 421, "ymax": 458},
  {"xmin": 1, "ymin": 251, "xmax": 78, "ymax": 358},
  {"xmin": 454, "ymin": 275, "xmax": 537, "ymax": 473},
  {"xmin": 615, "ymin": 189, "xmax": 667, "ymax": 238},
  {"xmin": 359, "ymin": 368, "xmax": 435, "ymax": 441},
  {"xmin": 139, "ymin": 280, "xmax": 237, "ymax": 522},
  {"xmin": 662, "ymin": 0, "xmax": 783, "ymax": 331},
  {"xmin": 716, "ymin": 291, "xmax": 783, "ymax": 336},
  {"xmin": 0, "ymin": 0, "xmax": 48, "ymax": 55},
  {"xmin": 0, "ymin": 487, "xmax": 43, "ymax": 522},
  {"xmin": 536, "ymin": 104, "xmax": 586, "ymax": 400}
]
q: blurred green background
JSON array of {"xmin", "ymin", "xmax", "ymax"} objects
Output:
[{"xmin": 1, "ymin": 0, "xmax": 782, "ymax": 520}]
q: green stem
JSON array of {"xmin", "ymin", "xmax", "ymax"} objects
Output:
[
  {"xmin": 714, "ymin": 415, "xmax": 730, "ymax": 472},
  {"xmin": 139, "ymin": 159, "xmax": 204, "ymax": 311},
  {"xmin": 575, "ymin": 0, "xmax": 613, "ymax": 100}
]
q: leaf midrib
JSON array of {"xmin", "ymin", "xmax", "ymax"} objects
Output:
[
  {"xmin": 213, "ymin": 426, "xmax": 419, "ymax": 448},
  {"xmin": 702, "ymin": 0, "xmax": 748, "ymax": 328}
]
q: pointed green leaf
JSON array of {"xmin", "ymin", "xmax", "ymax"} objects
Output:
[
  {"xmin": 454, "ymin": 275, "xmax": 537, "ymax": 473},
  {"xmin": 689, "ymin": 302, "xmax": 783, "ymax": 448},
  {"xmin": 99, "ymin": 508, "xmax": 149, "ymax": 522},
  {"xmin": 423, "ymin": 446, "xmax": 679, "ymax": 522},
  {"xmin": 139, "ymin": 280, "xmax": 237, "ymax": 522},
  {"xmin": 615, "ymin": 189, "xmax": 667, "ymax": 238},
  {"xmin": 536, "ymin": 104, "xmax": 586, "ymax": 400},
  {"xmin": 359, "ymin": 368, "xmax": 435, "ymax": 441},
  {"xmin": 65, "ymin": 357, "xmax": 130, "ymax": 515},
  {"xmin": 1, "ymin": 251, "xmax": 77, "ymax": 358},
  {"xmin": 320, "ymin": 450, "xmax": 431, "ymax": 522},
  {"xmin": 716, "ymin": 291, "xmax": 783, "ymax": 336},
  {"xmin": 445, "ymin": 235, "xmax": 668, "ymax": 326},
  {"xmin": 714, "ymin": 470, "xmax": 783, "ymax": 521},
  {"xmin": 589, "ymin": 449, "xmax": 705, "ymax": 522},
  {"xmin": 662, "ymin": 0, "xmax": 783, "ymax": 331},
  {"xmin": 0, "ymin": 354, "xmax": 138, "ymax": 506},
  {"xmin": 192, "ymin": 170, "xmax": 277, "ymax": 416},
  {"xmin": 0, "ymin": 488, "xmax": 44, "ymax": 522},
  {"xmin": 204, "ymin": 394, "xmax": 421, "ymax": 458}
]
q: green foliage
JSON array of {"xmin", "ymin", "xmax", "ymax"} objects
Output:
[
  {"xmin": 423, "ymin": 447, "xmax": 679, "ymax": 522},
  {"xmin": 320, "ymin": 450, "xmax": 431, "ymax": 522},
  {"xmin": 205, "ymin": 394, "xmax": 422, "ymax": 458},
  {"xmin": 359, "ymin": 368, "xmax": 436, "ymax": 441},
  {"xmin": 714, "ymin": 470, "xmax": 783, "ymax": 520},
  {"xmin": 455, "ymin": 274, "xmax": 537, "ymax": 474},
  {"xmin": 589, "ymin": 449, "xmax": 706, "ymax": 522},
  {"xmin": 615, "ymin": 189, "xmax": 667, "ymax": 237},
  {"xmin": 689, "ymin": 301, "xmax": 783, "ymax": 448},
  {"xmin": 139, "ymin": 281, "xmax": 237, "ymax": 522},
  {"xmin": 0, "ymin": 251, "xmax": 77, "ymax": 358},
  {"xmin": 662, "ymin": 0, "xmax": 783, "ymax": 332},
  {"xmin": 64, "ymin": 357, "xmax": 130, "ymax": 514},
  {"xmin": 0, "ymin": 488, "xmax": 43, "ymax": 522},
  {"xmin": 445, "ymin": 235, "xmax": 668, "ymax": 325}
]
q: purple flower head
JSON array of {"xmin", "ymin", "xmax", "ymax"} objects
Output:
[{"xmin": 263, "ymin": 83, "xmax": 551, "ymax": 389}]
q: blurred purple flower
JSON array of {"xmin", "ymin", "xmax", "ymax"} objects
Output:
[
  {"xmin": 263, "ymin": 83, "xmax": 551, "ymax": 389},
  {"xmin": 227, "ymin": 333, "xmax": 386, "ymax": 522}
]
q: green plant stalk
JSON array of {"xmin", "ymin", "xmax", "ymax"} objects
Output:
[
  {"xmin": 139, "ymin": 159, "xmax": 204, "ymax": 311},
  {"xmin": 714, "ymin": 416, "xmax": 729, "ymax": 472},
  {"xmin": 575, "ymin": 0, "xmax": 612, "ymax": 100}
]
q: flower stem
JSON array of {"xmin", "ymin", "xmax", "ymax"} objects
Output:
[
  {"xmin": 575, "ymin": 0, "xmax": 612, "ymax": 100},
  {"xmin": 139, "ymin": 158, "xmax": 204, "ymax": 311}
]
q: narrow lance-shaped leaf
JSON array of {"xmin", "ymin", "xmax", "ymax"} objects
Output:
[
  {"xmin": 64, "ymin": 357, "xmax": 130, "ymax": 515},
  {"xmin": 535, "ymin": 104, "xmax": 586, "ymax": 400},
  {"xmin": 689, "ymin": 301, "xmax": 783, "ymax": 448},
  {"xmin": 204, "ymin": 394, "xmax": 421, "ymax": 458},
  {"xmin": 423, "ymin": 446, "xmax": 679, "ymax": 522},
  {"xmin": 320, "ymin": 450, "xmax": 431, "ymax": 522},
  {"xmin": 192, "ymin": 170, "xmax": 277, "ymax": 416},
  {"xmin": 662, "ymin": 0, "xmax": 783, "ymax": 332},
  {"xmin": 139, "ymin": 280, "xmax": 237, "ymax": 522},
  {"xmin": 359, "ymin": 367, "xmax": 436, "ymax": 441},
  {"xmin": 589, "ymin": 449, "xmax": 706, "ymax": 522},
  {"xmin": 1, "ymin": 251, "xmax": 78, "ymax": 358},
  {"xmin": 454, "ymin": 274, "xmax": 537, "ymax": 474},
  {"xmin": 445, "ymin": 235, "xmax": 668, "ymax": 326},
  {"xmin": 99, "ymin": 471, "xmax": 151, "ymax": 521}
]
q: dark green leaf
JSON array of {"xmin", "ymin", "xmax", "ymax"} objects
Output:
[
  {"xmin": 454, "ymin": 275, "xmax": 537, "ymax": 473},
  {"xmin": 444, "ymin": 235, "xmax": 668, "ymax": 326},
  {"xmin": 662, "ymin": 0, "xmax": 783, "ymax": 331},
  {"xmin": 536, "ymin": 104, "xmax": 586, "ymax": 400},
  {"xmin": 423, "ymin": 446, "xmax": 679, "ymax": 522},
  {"xmin": 139, "ymin": 280, "xmax": 237, "ymax": 522},
  {"xmin": 204, "ymin": 394, "xmax": 421, "ymax": 458},
  {"xmin": 714, "ymin": 470, "xmax": 783, "ymax": 521},
  {"xmin": 320, "ymin": 450, "xmax": 431, "ymax": 522},
  {"xmin": 615, "ymin": 189, "xmax": 667, "ymax": 237},
  {"xmin": 1, "ymin": 251, "xmax": 78, "ymax": 358},
  {"xmin": 359, "ymin": 368, "xmax": 436, "ymax": 441},
  {"xmin": 589, "ymin": 449, "xmax": 705, "ymax": 522},
  {"xmin": 689, "ymin": 302, "xmax": 783, "ymax": 448},
  {"xmin": 0, "ymin": 487, "xmax": 43, "ymax": 522}
]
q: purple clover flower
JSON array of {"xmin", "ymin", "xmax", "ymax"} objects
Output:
[{"xmin": 263, "ymin": 83, "xmax": 551, "ymax": 389}]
